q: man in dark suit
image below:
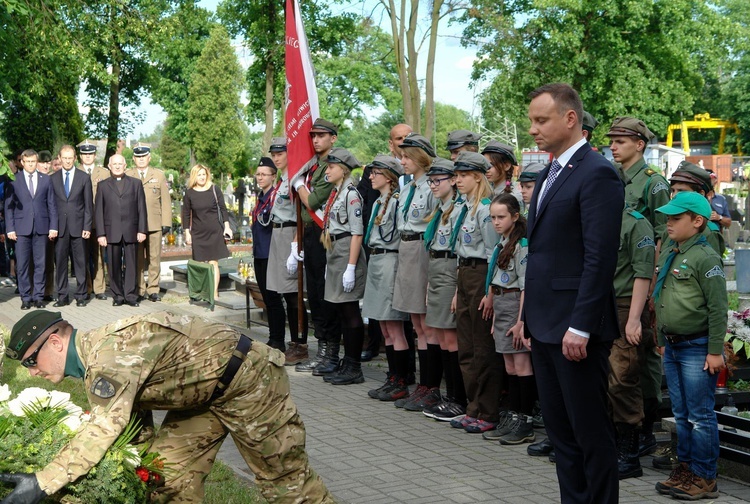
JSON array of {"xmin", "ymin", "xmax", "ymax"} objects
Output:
[
  {"xmin": 523, "ymin": 83, "xmax": 624, "ymax": 504},
  {"xmin": 95, "ymin": 153, "xmax": 147, "ymax": 307},
  {"xmin": 51, "ymin": 145, "xmax": 93, "ymax": 307},
  {"xmin": 4, "ymin": 149, "xmax": 58, "ymax": 309}
]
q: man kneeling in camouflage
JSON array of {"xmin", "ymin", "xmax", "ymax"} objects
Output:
[{"xmin": 1, "ymin": 310, "xmax": 334, "ymax": 504}]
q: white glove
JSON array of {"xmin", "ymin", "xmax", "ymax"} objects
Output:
[
  {"xmin": 342, "ymin": 264, "xmax": 356, "ymax": 292},
  {"xmin": 292, "ymin": 177, "xmax": 305, "ymax": 191},
  {"xmin": 291, "ymin": 241, "xmax": 304, "ymax": 261},
  {"xmin": 286, "ymin": 243, "xmax": 301, "ymax": 275}
]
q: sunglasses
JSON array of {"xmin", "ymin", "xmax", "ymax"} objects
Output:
[{"xmin": 21, "ymin": 329, "xmax": 56, "ymax": 368}]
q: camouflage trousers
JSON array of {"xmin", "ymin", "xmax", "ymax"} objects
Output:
[
  {"xmin": 151, "ymin": 343, "xmax": 334, "ymax": 503},
  {"xmin": 607, "ymin": 299, "xmax": 654, "ymax": 426}
]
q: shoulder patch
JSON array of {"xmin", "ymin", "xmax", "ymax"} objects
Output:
[
  {"xmin": 628, "ymin": 209, "xmax": 645, "ymax": 220},
  {"xmin": 637, "ymin": 236, "xmax": 656, "ymax": 249},
  {"xmin": 651, "ymin": 181, "xmax": 669, "ymax": 194},
  {"xmin": 704, "ymin": 265, "xmax": 725, "ymax": 279},
  {"xmin": 481, "ymin": 197, "xmax": 491, "ymax": 205},
  {"xmin": 90, "ymin": 375, "xmax": 120, "ymax": 399},
  {"xmin": 519, "ymin": 237, "xmax": 528, "ymax": 247}
]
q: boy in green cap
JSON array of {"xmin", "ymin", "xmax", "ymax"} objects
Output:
[{"xmin": 652, "ymin": 191, "xmax": 726, "ymax": 500}]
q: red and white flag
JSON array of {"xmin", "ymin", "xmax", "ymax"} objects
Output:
[{"xmin": 285, "ymin": 0, "xmax": 319, "ymax": 183}]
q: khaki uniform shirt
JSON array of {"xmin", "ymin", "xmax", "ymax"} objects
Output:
[
  {"xmin": 271, "ymin": 173, "xmax": 296, "ymax": 224},
  {"xmin": 613, "ymin": 209, "xmax": 656, "ymax": 298},
  {"xmin": 428, "ymin": 198, "xmax": 461, "ymax": 253},
  {"xmin": 619, "ymin": 158, "xmax": 669, "ymax": 240},
  {"xmin": 490, "ymin": 236, "xmax": 527, "ymax": 290},
  {"xmin": 654, "ymin": 233, "xmax": 728, "ymax": 354},
  {"xmin": 325, "ymin": 179, "xmax": 363, "ymax": 236},
  {"xmin": 35, "ymin": 312, "xmax": 259, "ymax": 494},
  {"xmin": 396, "ymin": 174, "xmax": 436, "ymax": 234},
  {"xmin": 454, "ymin": 196, "xmax": 497, "ymax": 261},
  {"xmin": 126, "ymin": 167, "xmax": 172, "ymax": 231},
  {"xmin": 366, "ymin": 192, "xmax": 400, "ymax": 250}
]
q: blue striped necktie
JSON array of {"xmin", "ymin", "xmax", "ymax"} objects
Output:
[{"xmin": 537, "ymin": 159, "xmax": 563, "ymax": 209}]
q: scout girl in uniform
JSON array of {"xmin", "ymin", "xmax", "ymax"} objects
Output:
[
  {"xmin": 392, "ymin": 133, "xmax": 441, "ymax": 411},
  {"xmin": 422, "ymin": 157, "xmax": 468, "ymax": 422},
  {"xmin": 481, "ymin": 193, "xmax": 535, "ymax": 445},
  {"xmin": 362, "ymin": 155, "xmax": 410, "ymax": 401},
  {"xmin": 449, "ymin": 151, "xmax": 500, "ymax": 434},
  {"xmin": 319, "ymin": 147, "xmax": 368, "ymax": 385},
  {"xmin": 517, "ymin": 163, "xmax": 545, "ymax": 218},
  {"xmin": 266, "ymin": 137, "xmax": 309, "ymax": 365},
  {"xmin": 482, "ymin": 141, "xmax": 523, "ymax": 205}
]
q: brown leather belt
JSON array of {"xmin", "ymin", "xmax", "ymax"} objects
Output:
[
  {"xmin": 491, "ymin": 286, "xmax": 520, "ymax": 295},
  {"xmin": 369, "ymin": 247, "xmax": 398, "ymax": 255},
  {"xmin": 210, "ymin": 334, "xmax": 252, "ymax": 402},
  {"xmin": 400, "ymin": 232, "xmax": 424, "ymax": 242},
  {"xmin": 663, "ymin": 332, "xmax": 706, "ymax": 345},
  {"xmin": 331, "ymin": 232, "xmax": 352, "ymax": 242},
  {"xmin": 272, "ymin": 221, "xmax": 296, "ymax": 229},
  {"xmin": 430, "ymin": 250, "xmax": 457, "ymax": 259},
  {"xmin": 458, "ymin": 257, "xmax": 485, "ymax": 268}
]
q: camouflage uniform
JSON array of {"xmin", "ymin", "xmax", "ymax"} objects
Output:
[{"xmin": 35, "ymin": 312, "xmax": 333, "ymax": 503}]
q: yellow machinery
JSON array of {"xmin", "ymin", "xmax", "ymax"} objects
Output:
[{"xmin": 666, "ymin": 113, "xmax": 742, "ymax": 155}]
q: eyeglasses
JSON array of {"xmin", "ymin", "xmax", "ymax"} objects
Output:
[
  {"xmin": 370, "ymin": 170, "xmax": 385, "ymax": 177},
  {"xmin": 21, "ymin": 329, "xmax": 56, "ymax": 368},
  {"xmin": 427, "ymin": 177, "xmax": 452, "ymax": 186}
]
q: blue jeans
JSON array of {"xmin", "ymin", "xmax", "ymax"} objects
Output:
[{"xmin": 663, "ymin": 336, "xmax": 719, "ymax": 480}]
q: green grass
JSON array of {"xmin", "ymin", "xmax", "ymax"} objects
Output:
[
  {"xmin": 2, "ymin": 325, "xmax": 266, "ymax": 503},
  {"xmin": 729, "ymin": 291, "xmax": 740, "ymax": 311}
]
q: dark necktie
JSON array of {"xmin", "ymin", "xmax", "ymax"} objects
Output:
[
  {"xmin": 64, "ymin": 170, "xmax": 71, "ymax": 197},
  {"xmin": 28, "ymin": 174, "xmax": 35, "ymax": 198},
  {"xmin": 364, "ymin": 201, "xmax": 381, "ymax": 246},
  {"xmin": 537, "ymin": 159, "xmax": 563, "ymax": 209}
]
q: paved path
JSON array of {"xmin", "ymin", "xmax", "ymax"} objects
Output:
[{"xmin": 1, "ymin": 282, "xmax": 749, "ymax": 503}]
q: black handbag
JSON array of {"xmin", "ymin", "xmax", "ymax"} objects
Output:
[{"xmin": 212, "ymin": 185, "xmax": 238, "ymax": 235}]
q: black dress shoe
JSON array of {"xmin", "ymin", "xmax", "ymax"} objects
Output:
[
  {"xmin": 76, "ymin": 299, "xmax": 88, "ymax": 307},
  {"xmin": 95, "ymin": 294, "xmax": 108, "ymax": 300},
  {"xmin": 21, "ymin": 301, "xmax": 31, "ymax": 310},
  {"xmin": 126, "ymin": 301, "xmax": 140, "ymax": 307},
  {"xmin": 527, "ymin": 437, "xmax": 554, "ymax": 456},
  {"xmin": 148, "ymin": 293, "xmax": 161, "ymax": 302},
  {"xmin": 549, "ymin": 449, "xmax": 556, "ymax": 463},
  {"xmin": 43, "ymin": 295, "xmax": 55, "ymax": 302},
  {"xmin": 360, "ymin": 350, "xmax": 376, "ymax": 362},
  {"xmin": 112, "ymin": 299, "xmax": 124, "ymax": 306},
  {"xmin": 53, "ymin": 299, "xmax": 70, "ymax": 307},
  {"xmin": 34, "ymin": 301, "xmax": 46, "ymax": 308}
]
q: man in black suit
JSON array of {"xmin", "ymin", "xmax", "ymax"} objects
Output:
[
  {"xmin": 95, "ymin": 154, "xmax": 147, "ymax": 307},
  {"xmin": 523, "ymin": 83, "xmax": 623, "ymax": 504},
  {"xmin": 4, "ymin": 149, "xmax": 58, "ymax": 309},
  {"xmin": 51, "ymin": 145, "xmax": 93, "ymax": 307}
]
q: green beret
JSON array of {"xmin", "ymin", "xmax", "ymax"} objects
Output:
[
  {"xmin": 454, "ymin": 151, "xmax": 490, "ymax": 173},
  {"xmin": 606, "ymin": 117, "xmax": 655, "ymax": 143},
  {"xmin": 670, "ymin": 161, "xmax": 712, "ymax": 193},
  {"xmin": 326, "ymin": 147, "xmax": 361, "ymax": 170},
  {"xmin": 6, "ymin": 310, "xmax": 63, "ymax": 361},
  {"xmin": 656, "ymin": 191, "xmax": 711, "ymax": 219},
  {"xmin": 399, "ymin": 133, "xmax": 436, "ymax": 158}
]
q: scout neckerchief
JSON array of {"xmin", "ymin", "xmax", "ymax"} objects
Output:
[
  {"xmin": 252, "ymin": 183, "xmax": 278, "ymax": 227},
  {"xmin": 484, "ymin": 241, "xmax": 503, "ymax": 295},
  {"xmin": 423, "ymin": 206, "xmax": 443, "ymax": 250},
  {"xmin": 321, "ymin": 186, "xmax": 339, "ymax": 242},
  {"xmin": 364, "ymin": 200, "xmax": 381, "ymax": 246},
  {"xmin": 652, "ymin": 236, "xmax": 707, "ymax": 302},
  {"xmin": 401, "ymin": 182, "xmax": 416, "ymax": 220},
  {"xmin": 449, "ymin": 197, "xmax": 468, "ymax": 251}
]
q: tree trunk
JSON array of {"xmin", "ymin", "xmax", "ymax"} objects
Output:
[
  {"xmin": 262, "ymin": 0, "xmax": 276, "ymax": 154},
  {"xmin": 423, "ymin": 0, "xmax": 443, "ymax": 141},
  {"xmin": 406, "ymin": 0, "xmax": 420, "ymax": 133},
  {"xmin": 386, "ymin": 0, "xmax": 413, "ymax": 126},
  {"xmin": 104, "ymin": 43, "xmax": 122, "ymax": 168}
]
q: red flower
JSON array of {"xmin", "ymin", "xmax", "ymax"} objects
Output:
[{"xmin": 136, "ymin": 467, "xmax": 149, "ymax": 482}]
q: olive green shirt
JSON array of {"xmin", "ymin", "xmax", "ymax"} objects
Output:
[
  {"xmin": 614, "ymin": 209, "xmax": 655, "ymax": 298},
  {"xmin": 654, "ymin": 233, "xmax": 727, "ymax": 354},
  {"xmin": 620, "ymin": 158, "xmax": 669, "ymax": 240},
  {"xmin": 300, "ymin": 156, "xmax": 333, "ymax": 226}
]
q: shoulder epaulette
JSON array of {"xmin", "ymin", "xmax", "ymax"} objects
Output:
[
  {"xmin": 520, "ymin": 237, "xmax": 528, "ymax": 247},
  {"xmin": 628, "ymin": 209, "xmax": 645, "ymax": 220},
  {"xmin": 644, "ymin": 169, "xmax": 656, "ymax": 177},
  {"xmin": 481, "ymin": 197, "xmax": 491, "ymax": 205}
]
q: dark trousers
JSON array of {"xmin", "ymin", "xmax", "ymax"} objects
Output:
[
  {"xmin": 456, "ymin": 263, "xmax": 501, "ymax": 422},
  {"xmin": 283, "ymin": 292, "xmax": 308, "ymax": 344},
  {"xmin": 303, "ymin": 224, "xmax": 341, "ymax": 343},
  {"xmin": 55, "ymin": 233, "xmax": 88, "ymax": 302},
  {"xmin": 254, "ymin": 257, "xmax": 287, "ymax": 350},
  {"xmin": 532, "ymin": 338, "xmax": 618, "ymax": 504},
  {"xmin": 107, "ymin": 240, "xmax": 138, "ymax": 303},
  {"xmin": 16, "ymin": 233, "xmax": 47, "ymax": 302}
]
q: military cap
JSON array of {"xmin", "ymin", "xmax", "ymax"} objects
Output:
[
  {"xmin": 367, "ymin": 154, "xmax": 404, "ymax": 176},
  {"xmin": 670, "ymin": 161, "xmax": 712, "ymax": 193},
  {"xmin": 399, "ymin": 133, "xmax": 436, "ymax": 157},
  {"xmin": 38, "ymin": 150, "xmax": 52, "ymax": 163},
  {"xmin": 656, "ymin": 191, "xmax": 711, "ymax": 219},
  {"xmin": 606, "ymin": 117, "xmax": 655, "ymax": 143},
  {"xmin": 454, "ymin": 151, "xmax": 490, "ymax": 173},
  {"xmin": 582, "ymin": 110, "xmax": 599, "ymax": 133},
  {"xmin": 446, "ymin": 130, "xmax": 482, "ymax": 151},
  {"xmin": 6, "ymin": 310, "xmax": 63, "ymax": 361},
  {"xmin": 269, "ymin": 137, "xmax": 287, "ymax": 152},
  {"xmin": 309, "ymin": 118, "xmax": 338, "ymax": 136},
  {"xmin": 258, "ymin": 157, "xmax": 277, "ymax": 172},
  {"xmin": 519, "ymin": 162, "xmax": 546, "ymax": 182},
  {"xmin": 77, "ymin": 139, "xmax": 97, "ymax": 154},
  {"xmin": 132, "ymin": 142, "xmax": 151, "ymax": 157},
  {"xmin": 326, "ymin": 147, "xmax": 360, "ymax": 170},
  {"xmin": 481, "ymin": 141, "xmax": 518, "ymax": 165},
  {"xmin": 426, "ymin": 157, "xmax": 455, "ymax": 177}
]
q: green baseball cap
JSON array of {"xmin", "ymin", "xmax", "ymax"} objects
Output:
[
  {"xmin": 6, "ymin": 310, "xmax": 63, "ymax": 360},
  {"xmin": 656, "ymin": 191, "xmax": 711, "ymax": 219}
]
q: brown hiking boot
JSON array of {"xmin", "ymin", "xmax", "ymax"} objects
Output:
[
  {"xmin": 669, "ymin": 470, "xmax": 719, "ymax": 500},
  {"xmin": 655, "ymin": 463, "xmax": 690, "ymax": 495},
  {"xmin": 284, "ymin": 342, "xmax": 309, "ymax": 366}
]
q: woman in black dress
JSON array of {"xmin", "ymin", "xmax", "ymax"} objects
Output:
[{"xmin": 182, "ymin": 164, "xmax": 231, "ymax": 299}]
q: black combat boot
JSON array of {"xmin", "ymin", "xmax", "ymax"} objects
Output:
[
  {"xmin": 617, "ymin": 424, "xmax": 643, "ymax": 479},
  {"xmin": 330, "ymin": 356, "xmax": 365, "ymax": 385},
  {"xmin": 312, "ymin": 340, "xmax": 340, "ymax": 376},
  {"xmin": 295, "ymin": 340, "xmax": 327, "ymax": 373}
]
